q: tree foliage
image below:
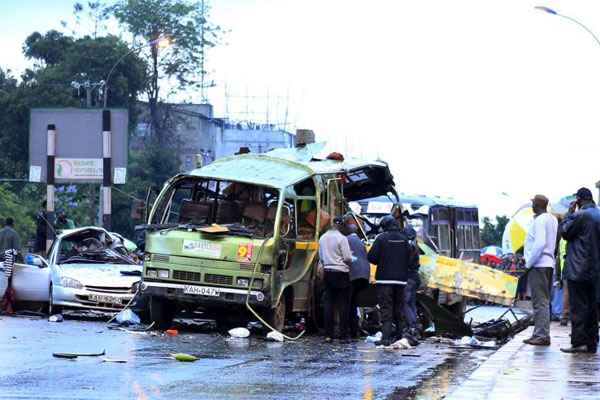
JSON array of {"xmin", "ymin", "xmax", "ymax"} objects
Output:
[
  {"xmin": 110, "ymin": 0, "xmax": 223, "ymax": 143},
  {"xmin": 480, "ymin": 215, "xmax": 509, "ymax": 247}
]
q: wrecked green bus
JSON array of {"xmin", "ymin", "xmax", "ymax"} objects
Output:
[{"xmin": 139, "ymin": 146, "xmax": 396, "ymax": 329}]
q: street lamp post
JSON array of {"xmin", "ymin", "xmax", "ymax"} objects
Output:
[
  {"xmin": 535, "ymin": 6, "xmax": 600, "ymax": 47},
  {"xmin": 536, "ymin": 6, "xmax": 600, "ymax": 200},
  {"xmin": 102, "ymin": 36, "xmax": 170, "ymax": 108}
]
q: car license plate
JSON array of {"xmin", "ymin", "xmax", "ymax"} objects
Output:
[
  {"xmin": 89, "ymin": 294, "xmax": 124, "ymax": 305},
  {"xmin": 183, "ymin": 285, "xmax": 220, "ymax": 297}
]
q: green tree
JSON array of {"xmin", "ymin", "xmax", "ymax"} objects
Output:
[
  {"xmin": 0, "ymin": 31, "xmax": 149, "ymax": 242},
  {"xmin": 110, "ymin": 0, "xmax": 223, "ymax": 143},
  {"xmin": 0, "ymin": 185, "xmax": 36, "ymax": 247},
  {"xmin": 111, "ymin": 143, "xmax": 180, "ymax": 236},
  {"xmin": 480, "ymin": 215, "xmax": 509, "ymax": 247}
]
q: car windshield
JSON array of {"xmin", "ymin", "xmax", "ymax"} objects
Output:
[
  {"xmin": 151, "ymin": 178, "xmax": 280, "ymax": 238},
  {"xmin": 57, "ymin": 229, "xmax": 137, "ymax": 265}
]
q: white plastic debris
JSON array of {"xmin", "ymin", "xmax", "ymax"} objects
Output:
[
  {"xmin": 365, "ymin": 331, "xmax": 383, "ymax": 343},
  {"xmin": 228, "ymin": 327, "xmax": 250, "ymax": 338},
  {"xmin": 115, "ymin": 309, "xmax": 141, "ymax": 326},
  {"xmin": 389, "ymin": 338, "xmax": 412, "ymax": 350},
  {"xmin": 266, "ymin": 331, "xmax": 284, "ymax": 342},
  {"xmin": 459, "ymin": 336, "xmax": 479, "ymax": 346},
  {"xmin": 49, "ymin": 314, "xmax": 64, "ymax": 323},
  {"xmin": 456, "ymin": 336, "xmax": 497, "ymax": 348}
]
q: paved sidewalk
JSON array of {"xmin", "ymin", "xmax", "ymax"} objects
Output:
[{"xmin": 446, "ymin": 323, "xmax": 600, "ymax": 400}]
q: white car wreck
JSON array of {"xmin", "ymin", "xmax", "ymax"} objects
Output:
[{"xmin": 0, "ymin": 227, "xmax": 142, "ymax": 314}]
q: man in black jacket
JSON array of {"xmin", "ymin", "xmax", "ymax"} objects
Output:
[
  {"xmin": 559, "ymin": 187, "xmax": 600, "ymax": 354},
  {"xmin": 368, "ymin": 215, "xmax": 420, "ymax": 346}
]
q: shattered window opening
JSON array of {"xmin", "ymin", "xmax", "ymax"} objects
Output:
[
  {"xmin": 153, "ymin": 177, "xmax": 281, "ymax": 238},
  {"xmin": 58, "ymin": 230, "xmax": 136, "ymax": 265}
]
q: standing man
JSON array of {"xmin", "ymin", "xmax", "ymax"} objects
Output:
[
  {"xmin": 392, "ymin": 203, "xmax": 421, "ymax": 338},
  {"xmin": 522, "ymin": 194, "xmax": 558, "ymax": 346},
  {"xmin": 342, "ymin": 213, "xmax": 370, "ymax": 338},
  {"xmin": 368, "ymin": 215, "xmax": 419, "ymax": 346},
  {"xmin": 34, "ymin": 201, "xmax": 47, "ymax": 254},
  {"xmin": 318, "ymin": 216, "xmax": 353, "ymax": 343},
  {"xmin": 559, "ymin": 187, "xmax": 600, "ymax": 354},
  {"xmin": 0, "ymin": 217, "xmax": 21, "ymax": 314}
]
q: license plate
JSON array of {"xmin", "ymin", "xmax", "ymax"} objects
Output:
[
  {"xmin": 183, "ymin": 285, "xmax": 220, "ymax": 297},
  {"xmin": 89, "ymin": 294, "xmax": 124, "ymax": 305}
]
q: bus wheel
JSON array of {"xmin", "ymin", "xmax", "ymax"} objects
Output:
[
  {"xmin": 149, "ymin": 296, "xmax": 176, "ymax": 330},
  {"xmin": 266, "ymin": 299, "xmax": 286, "ymax": 332}
]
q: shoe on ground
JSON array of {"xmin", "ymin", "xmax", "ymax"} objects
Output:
[
  {"xmin": 523, "ymin": 337, "xmax": 551, "ymax": 346},
  {"xmin": 559, "ymin": 320, "xmax": 568, "ymax": 327},
  {"xmin": 560, "ymin": 345, "xmax": 592, "ymax": 353}
]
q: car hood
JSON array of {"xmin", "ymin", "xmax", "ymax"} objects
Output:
[{"xmin": 55, "ymin": 263, "xmax": 142, "ymax": 287}]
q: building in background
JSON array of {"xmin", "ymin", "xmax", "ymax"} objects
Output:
[{"xmin": 132, "ymin": 103, "xmax": 294, "ymax": 171}]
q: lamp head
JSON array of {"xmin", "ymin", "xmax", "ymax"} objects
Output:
[{"xmin": 535, "ymin": 6, "xmax": 558, "ymax": 15}]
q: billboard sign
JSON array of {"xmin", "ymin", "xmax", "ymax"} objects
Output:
[{"xmin": 29, "ymin": 108, "xmax": 128, "ymax": 184}]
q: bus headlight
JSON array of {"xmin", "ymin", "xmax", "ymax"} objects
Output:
[
  {"xmin": 146, "ymin": 269, "xmax": 158, "ymax": 278},
  {"xmin": 158, "ymin": 269, "xmax": 170, "ymax": 279}
]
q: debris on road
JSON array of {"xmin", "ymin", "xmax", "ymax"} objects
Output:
[
  {"xmin": 114, "ymin": 309, "xmax": 140, "ymax": 326},
  {"xmin": 102, "ymin": 358, "xmax": 128, "ymax": 363},
  {"xmin": 365, "ymin": 331, "xmax": 382, "ymax": 343},
  {"xmin": 48, "ymin": 314, "xmax": 64, "ymax": 323},
  {"xmin": 52, "ymin": 350, "xmax": 106, "ymax": 359},
  {"xmin": 381, "ymin": 338, "xmax": 412, "ymax": 350},
  {"xmin": 166, "ymin": 329, "xmax": 179, "ymax": 336},
  {"xmin": 171, "ymin": 353, "xmax": 198, "ymax": 362},
  {"xmin": 452, "ymin": 336, "xmax": 498, "ymax": 350},
  {"xmin": 266, "ymin": 331, "xmax": 284, "ymax": 342},
  {"xmin": 228, "ymin": 327, "xmax": 250, "ymax": 338}
]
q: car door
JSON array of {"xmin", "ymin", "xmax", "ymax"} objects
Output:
[{"xmin": 13, "ymin": 259, "xmax": 51, "ymax": 302}]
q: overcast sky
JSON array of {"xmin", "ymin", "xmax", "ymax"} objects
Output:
[{"xmin": 2, "ymin": 0, "xmax": 600, "ymax": 218}]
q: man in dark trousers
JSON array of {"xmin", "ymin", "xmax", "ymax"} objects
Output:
[
  {"xmin": 34, "ymin": 201, "xmax": 47, "ymax": 254},
  {"xmin": 368, "ymin": 215, "xmax": 419, "ymax": 346},
  {"xmin": 392, "ymin": 204, "xmax": 421, "ymax": 338},
  {"xmin": 342, "ymin": 213, "xmax": 370, "ymax": 338},
  {"xmin": 318, "ymin": 216, "xmax": 353, "ymax": 343},
  {"xmin": 559, "ymin": 187, "xmax": 600, "ymax": 354}
]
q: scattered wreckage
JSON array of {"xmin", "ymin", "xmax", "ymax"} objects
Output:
[{"xmin": 0, "ymin": 227, "xmax": 142, "ymax": 314}]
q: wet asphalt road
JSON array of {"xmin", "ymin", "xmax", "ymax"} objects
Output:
[{"xmin": 0, "ymin": 315, "xmax": 494, "ymax": 400}]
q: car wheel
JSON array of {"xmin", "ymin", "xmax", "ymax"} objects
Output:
[
  {"xmin": 266, "ymin": 297, "xmax": 286, "ymax": 332},
  {"xmin": 48, "ymin": 284, "xmax": 62, "ymax": 315},
  {"xmin": 148, "ymin": 296, "xmax": 176, "ymax": 330}
]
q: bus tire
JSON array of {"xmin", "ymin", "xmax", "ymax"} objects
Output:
[
  {"xmin": 149, "ymin": 296, "xmax": 176, "ymax": 330},
  {"xmin": 266, "ymin": 298, "xmax": 286, "ymax": 332}
]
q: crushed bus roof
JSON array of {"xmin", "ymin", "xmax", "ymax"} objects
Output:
[{"xmin": 188, "ymin": 145, "xmax": 391, "ymax": 190}]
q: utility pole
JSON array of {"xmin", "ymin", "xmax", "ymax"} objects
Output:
[{"xmin": 71, "ymin": 74, "xmax": 103, "ymax": 108}]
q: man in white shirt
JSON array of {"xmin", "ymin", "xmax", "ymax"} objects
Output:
[{"xmin": 523, "ymin": 194, "xmax": 558, "ymax": 346}]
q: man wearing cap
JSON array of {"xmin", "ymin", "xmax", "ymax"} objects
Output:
[
  {"xmin": 559, "ymin": 187, "xmax": 600, "ymax": 353},
  {"xmin": 522, "ymin": 194, "xmax": 558, "ymax": 346},
  {"xmin": 318, "ymin": 216, "xmax": 354, "ymax": 342},
  {"xmin": 367, "ymin": 215, "xmax": 419, "ymax": 346}
]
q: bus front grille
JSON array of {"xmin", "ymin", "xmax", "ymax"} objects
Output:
[
  {"xmin": 204, "ymin": 274, "xmax": 233, "ymax": 286},
  {"xmin": 173, "ymin": 270, "xmax": 201, "ymax": 282}
]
